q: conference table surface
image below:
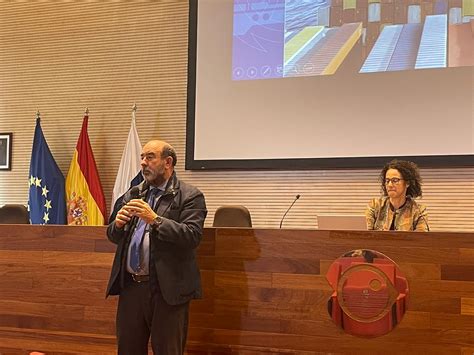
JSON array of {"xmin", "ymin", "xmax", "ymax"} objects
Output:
[{"xmin": 0, "ymin": 225, "xmax": 473, "ymax": 354}]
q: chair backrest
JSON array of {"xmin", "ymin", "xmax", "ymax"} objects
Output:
[
  {"xmin": 0, "ymin": 204, "xmax": 30, "ymax": 224},
  {"xmin": 213, "ymin": 205, "xmax": 252, "ymax": 228},
  {"xmin": 317, "ymin": 215, "xmax": 366, "ymax": 230}
]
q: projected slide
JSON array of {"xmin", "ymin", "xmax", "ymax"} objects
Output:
[
  {"xmin": 232, "ymin": 0, "xmax": 474, "ymax": 80},
  {"xmin": 190, "ymin": 0, "xmax": 473, "ymax": 169}
]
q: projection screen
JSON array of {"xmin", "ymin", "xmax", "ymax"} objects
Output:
[{"xmin": 186, "ymin": 0, "xmax": 473, "ymax": 170}]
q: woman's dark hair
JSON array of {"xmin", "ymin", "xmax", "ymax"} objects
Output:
[{"xmin": 379, "ymin": 159, "xmax": 423, "ymax": 198}]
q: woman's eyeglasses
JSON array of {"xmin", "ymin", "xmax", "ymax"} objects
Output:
[{"xmin": 384, "ymin": 178, "xmax": 404, "ymax": 185}]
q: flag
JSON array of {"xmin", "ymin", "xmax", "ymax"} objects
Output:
[
  {"xmin": 28, "ymin": 117, "xmax": 66, "ymax": 224},
  {"xmin": 66, "ymin": 113, "xmax": 106, "ymax": 225},
  {"xmin": 110, "ymin": 110, "xmax": 143, "ymax": 215}
]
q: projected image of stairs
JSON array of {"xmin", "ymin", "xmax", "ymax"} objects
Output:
[
  {"xmin": 360, "ymin": 13, "xmax": 473, "ymax": 73},
  {"xmin": 284, "ymin": 23, "xmax": 362, "ymax": 76}
]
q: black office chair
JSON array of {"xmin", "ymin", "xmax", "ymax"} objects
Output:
[
  {"xmin": 0, "ymin": 204, "xmax": 30, "ymax": 224},
  {"xmin": 213, "ymin": 205, "xmax": 252, "ymax": 227}
]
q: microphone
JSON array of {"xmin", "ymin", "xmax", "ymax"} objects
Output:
[
  {"xmin": 128, "ymin": 186, "xmax": 141, "ymax": 200},
  {"xmin": 158, "ymin": 187, "xmax": 179, "ymax": 218},
  {"xmin": 139, "ymin": 181, "xmax": 149, "ymax": 199},
  {"xmin": 163, "ymin": 188, "xmax": 177, "ymax": 198},
  {"xmin": 123, "ymin": 183, "xmax": 149, "ymax": 232},
  {"xmin": 407, "ymin": 196, "xmax": 430, "ymax": 231},
  {"xmin": 279, "ymin": 194, "xmax": 300, "ymax": 229}
]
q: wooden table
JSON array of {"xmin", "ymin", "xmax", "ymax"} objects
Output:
[{"xmin": 0, "ymin": 226, "xmax": 473, "ymax": 354}]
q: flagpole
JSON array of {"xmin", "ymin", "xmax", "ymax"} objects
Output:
[
  {"xmin": 132, "ymin": 103, "xmax": 137, "ymax": 121},
  {"xmin": 109, "ymin": 103, "xmax": 143, "ymax": 221}
]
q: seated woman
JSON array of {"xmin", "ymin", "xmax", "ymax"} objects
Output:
[{"xmin": 366, "ymin": 160, "xmax": 429, "ymax": 231}]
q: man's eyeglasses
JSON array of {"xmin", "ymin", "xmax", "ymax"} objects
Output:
[{"xmin": 384, "ymin": 178, "xmax": 404, "ymax": 185}]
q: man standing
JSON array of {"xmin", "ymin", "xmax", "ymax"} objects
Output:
[{"xmin": 106, "ymin": 140, "xmax": 207, "ymax": 354}]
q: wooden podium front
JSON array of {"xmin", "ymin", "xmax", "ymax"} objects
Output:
[{"xmin": 0, "ymin": 226, "xmax": 473, "ymax": 354}]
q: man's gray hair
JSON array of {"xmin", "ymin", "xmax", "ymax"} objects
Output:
[{"xmin": 161, "ymin": 145, "xmax": 177, "ymax": 167}]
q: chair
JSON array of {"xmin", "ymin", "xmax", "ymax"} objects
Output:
[
  {"xmin": 213, "ymin": 205, "xmax": 252, "ymax": 227},
  {"xmin": 0, "ymin": 204, "xmax": 30, "ymax": 224}
]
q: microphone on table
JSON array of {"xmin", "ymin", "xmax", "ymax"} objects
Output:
[
  {"xmin": 407, "ymin": 195, "xmax": 430, "ymax": 232},
  {"xmin": 279, "ymin": 194, "xmax": 301, "ymax": 229}
]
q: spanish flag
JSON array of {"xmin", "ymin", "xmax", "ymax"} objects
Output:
[{"xmin": 66, "ymin": 113, "xmax": 106, "ymax": 225}]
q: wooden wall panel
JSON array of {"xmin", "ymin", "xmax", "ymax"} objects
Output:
[
  {"xmin": 0, "ymin": 225, "xmax": 473, "ymax": 354},
  {"xmin": 0, "ymin": 2, "xmax": 472, "ymax": 233}
]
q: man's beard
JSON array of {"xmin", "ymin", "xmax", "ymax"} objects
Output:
[{"xmin": 142, "ymin": 167, "xmax": 165, "ymax": 186}]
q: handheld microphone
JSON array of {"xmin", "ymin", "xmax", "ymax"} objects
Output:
[
  {"xmin": 123, "ymin": 183, "xmax": 149, "ymax": 232},
  {"xmin": 279, "ymin": 194, "xmax": 301, "ymax": 229},
  {"xmin": 128, "ymin": 186, "xmax": 141, "ymax": 200},
  {"xmin": 139, "ymin": 181, "xmax": 149, "ymax": 199}
]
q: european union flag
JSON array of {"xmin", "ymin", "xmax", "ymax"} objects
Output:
[{"xmin": 28, "ymin": 117, "xmax": 66, "ymax": 224}]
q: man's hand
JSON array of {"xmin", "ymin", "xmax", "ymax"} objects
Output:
[
  {"xmin": 115, "ymin": 199, "xmax": 158, "ymax": 228},
  {"xmin": 114, "ymin": 203, "xmax": 132, "ymax": 229}
]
